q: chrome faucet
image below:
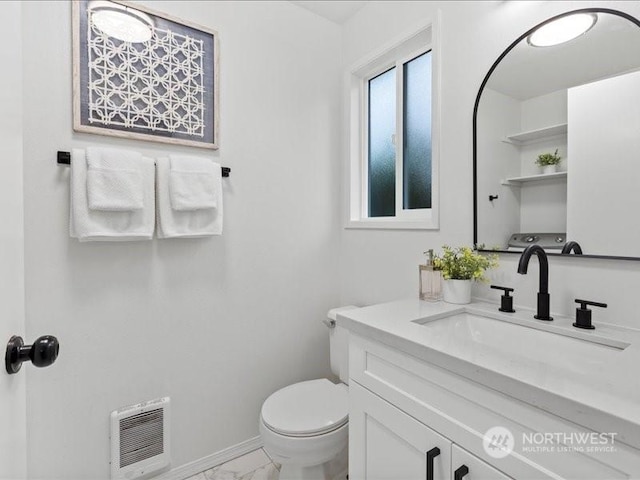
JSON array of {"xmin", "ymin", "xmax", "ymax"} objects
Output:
[
  {"xmin": 561, "ymin": 241, "xmax": 583, "ymax": 255},
  {"xmin": 517, "ymin": 245, "xmax": 553, "ymax": 321}
]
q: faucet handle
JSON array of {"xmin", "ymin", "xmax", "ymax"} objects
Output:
[
  {"xmin": 562, "ymin": 241, "xmax": 583, "ymax": 255},
  {"xmin": 490, "ymin": 285, "xmax": 515, "ymax": 313},
  {"xmin": 575, "ymin": 299, "xmax": 607, "ymax": 309},
  {"xmin": 573, "ymin": 299, "xmax": 607, "ymax": 330},
  {"xmin": 491, "ymin": 285, "xmax": 514, "ymax": 294}
]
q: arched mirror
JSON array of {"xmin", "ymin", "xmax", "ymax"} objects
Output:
[{"xmin": 473, "ymin": 8, "xmax": 640, "ymax": 260}]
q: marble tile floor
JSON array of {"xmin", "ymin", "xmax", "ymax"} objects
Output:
[{"xmin": 186, "ymin": 448, "xmax": 280, "ymax": 480}]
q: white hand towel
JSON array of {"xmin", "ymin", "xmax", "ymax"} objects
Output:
[
  {"xmin": 86, "ymin": 147, "xmax": 144, "ymax": 211},
  {"xmin": 70, "ymin": 149, "xmax": 155, "ymax": 242},
  {"xmin": 169, "ymin": 155, "xmax": 218, "ymax": 210},
  {"xmin": 157, "ymin": 157, "xmax": 223, "ymax": 238}
]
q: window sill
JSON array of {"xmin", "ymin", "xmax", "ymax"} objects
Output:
[{"xmin": 345, "ymin": 219, "xmax": 439, "ymax": 230}]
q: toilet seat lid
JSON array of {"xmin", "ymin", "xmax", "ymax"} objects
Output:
[{"xmin": 261, "ymin": 379, "xmax": 348, "ymax": 436}]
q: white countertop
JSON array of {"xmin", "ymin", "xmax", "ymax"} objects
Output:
[{"xmin": 338, "ymin": 298, "xmax": 640, "ymax": 450}]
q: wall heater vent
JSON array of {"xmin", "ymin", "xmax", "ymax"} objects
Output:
[{"xmin": 110, "ymin": 397, "xmax": 170, "ymax": 480}]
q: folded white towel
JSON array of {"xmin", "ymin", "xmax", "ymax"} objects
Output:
[
  {"xmin": 156, "ymin": 157, "xmax": 223, "ymax": 238},
  {"xmin": 169, "ymin": 155, "xmax": 218, "ymax": 210},
  {"xmin": 86, "ymin": 147, "xmax": 144, "ymax": 211},
  {"xmin": 70, "ymin": 149, "xmax": 155, "ymax": 242}
]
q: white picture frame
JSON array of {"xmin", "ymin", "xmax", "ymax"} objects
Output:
[{"xmin": 72, "ymin": 0, "xmax": 220, "ymax": 149}]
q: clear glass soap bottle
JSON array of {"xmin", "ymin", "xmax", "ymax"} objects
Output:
[{"xmin": 419, "ymin": 249, "xmax": 442, "ymax": 302}]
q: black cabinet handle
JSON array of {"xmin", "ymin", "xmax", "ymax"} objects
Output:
[
  {"xmin": 454, "ymin": 465, "xmax": 469, "ymax": 480},
  {"xmin": 426, "ymin": 447, "xmax": 440, "ymax": 480}
]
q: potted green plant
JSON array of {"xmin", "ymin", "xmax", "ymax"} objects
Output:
[
  {"xmin": 535, "ymin": 149, "xmax": 562, "ymax": 174},
  {"xmin": 433, "ymin": 246, "xmax": 498, "ymax": 304}
]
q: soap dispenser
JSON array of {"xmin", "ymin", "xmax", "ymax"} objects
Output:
[{"xmin": 419, "ymin": 250, "xmax": 442, "ymax": 302}]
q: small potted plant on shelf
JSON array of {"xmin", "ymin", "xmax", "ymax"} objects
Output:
[
  {"xmin": 535, "ymin": 149, "xmax": 562, "ymax": 174},
  {"xmin": 433, "ymin": 246, "xmax": 498, "ymax": 305}
]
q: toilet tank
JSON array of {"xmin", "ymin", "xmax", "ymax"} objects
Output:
[{"xmin": 326, "ymin": 306, "xmax": 358, "ymax": 385}]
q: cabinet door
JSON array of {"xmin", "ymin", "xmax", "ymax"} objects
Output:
[
  {"xmin": 451, "ymin": 445, "xmax": 511, "ymax": 480},
  {"xmin": 350, "ymin": 381, "xmax": 451, "ymax": 480}
]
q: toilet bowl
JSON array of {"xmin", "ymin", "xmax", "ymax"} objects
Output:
[
  {"xmin": 259, "ymin": 307, "xmax": 357, "ymax": 480},
  {"xmin": 260, "ymin": 379, "xmax": 348, "ymax": 480}
]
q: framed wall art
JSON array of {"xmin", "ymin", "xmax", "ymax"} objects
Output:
[{"xmin": 73, "ymin": 1, "xmax": 219, "ymax": 149}]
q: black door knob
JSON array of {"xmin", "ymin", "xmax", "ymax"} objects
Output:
[{"xmin": 5, "ymin": 335, "xmax": 60, "ymax": 374}]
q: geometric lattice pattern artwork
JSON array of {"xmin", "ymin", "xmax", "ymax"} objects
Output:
[
  {"xmin": 74, "ymin": 0, "xmax": 218, "ymax": 149},
  {"xmin": 87, "ymin": 19, "xmax": 206, "ymax": 137}
]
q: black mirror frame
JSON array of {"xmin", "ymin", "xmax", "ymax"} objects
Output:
[{"xmin": 473, "ymin": 8, "xmax": 640, "ymax": 262}]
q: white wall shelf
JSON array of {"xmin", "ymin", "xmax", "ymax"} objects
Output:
[
  {"xmin": 502, "ymin": 123, "xmax": 567, "ymax": 146},
  {"xmin": 501, "ymin": 171, "xmax": 567, "ymax": 186}
]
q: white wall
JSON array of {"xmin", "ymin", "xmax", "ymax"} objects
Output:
[
  {"xmin": 21, "ymin": 1, "xmax": 341, "ymax": 478},
  {"xmin": 519, "ymin": 180, "xmax": 567, "ymax": 233},
  {"xmin": 0, "ymin": 2, "xmax": 27, "ymax": 478},
  {"xmin": 520, "ymin": 90, "xmax": 567, "ymax": 132},
  {"xmin": 476, "ymin": 88, "xmax": 521, "ymax": 248},
  {"xmin": 339, "ymin": 0, "xmax": 640, "ymax": 330},
  {"xmin": 519, "ymin": 90, "xmax": 567, "ymax": 175},
  {"xmin": 518, "ymin": 92, "xmax": 568, "ymax": 233}
]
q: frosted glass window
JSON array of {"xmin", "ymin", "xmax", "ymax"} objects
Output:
[
  {"xmin": 349, "ymin": 30, "xmax": 436, "ymax": 228},
  {"xmin": 368, "ymin": 67, "xmax": 397, "ymax": 217},
  {"xmin": 403, "ymin": 51, "xmax": 432, "ymax": 209}
]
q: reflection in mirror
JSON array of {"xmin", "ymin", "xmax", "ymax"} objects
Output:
[
  {"xmin": 89, "ymin": 1, "xmax": 154, "ymax": 43},
  {"xmin": 474, "ymin": 9, "xmax": 640, "ymax": 259}
]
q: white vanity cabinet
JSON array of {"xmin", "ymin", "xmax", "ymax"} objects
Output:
[
  {"xmin": 451, "ymin": 445, "xmax": 511, "ymax": 480},
  {"xmin": 348, "ymin": 333, "xmax": 640, "ymax": 480},
  {"xmin": 350, "ymin": 381, "xmax": 451, "ymax": 480},
  {"xmin": 350, "ymin": 381, "xmax": 508, "ymax": 480}
]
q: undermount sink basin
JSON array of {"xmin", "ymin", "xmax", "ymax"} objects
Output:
[{"xmin": 413, "ymin": 310, "xmax": 629, "ymax": 365}]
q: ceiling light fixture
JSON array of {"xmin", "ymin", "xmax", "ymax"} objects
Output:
[
  {"xmin": 527, "ymin": 13, "xmax": 597, "ymax": 47},
  {"xmin": 90, "ymin": 1, "xmax": 153, "ymax": 43}
]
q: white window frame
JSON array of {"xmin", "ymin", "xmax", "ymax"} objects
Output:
[{"xmin": 346, "ymin": 19, "xmax": 440, "ymax": 230}]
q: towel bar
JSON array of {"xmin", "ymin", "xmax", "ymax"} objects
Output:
[{"xmin": 56, "ymin": 151, "xmax": 231, "ymax": 177}]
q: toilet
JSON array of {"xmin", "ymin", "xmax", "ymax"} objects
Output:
[{"xmin": 259, "ymin": 306, "xmax": 357, "ymax": 480}]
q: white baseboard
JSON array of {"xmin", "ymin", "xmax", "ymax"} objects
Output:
[{"xmin": 154, "ymin": 436, "xmax": 264, "ymax": 480}]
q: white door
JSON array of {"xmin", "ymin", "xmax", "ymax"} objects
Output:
[
  {"xmin": 0, "ymin": 1, "xmax": 27, "ymax": 477},
  {"xmin": 567, "ymin": 69, "xmax": 640, "ymax": 257},
  {"xmin": 350, "ymin": 381, "xmax": 451, "ymax": 480}
]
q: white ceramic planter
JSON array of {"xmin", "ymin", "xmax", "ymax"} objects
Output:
[
  {"xmin": 541, "ymin": 165, "xmax": 557, "ymax": 175},
  {"xmin": 443, "ymin": 279, "xmax": 472, "ymax": 305}
]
